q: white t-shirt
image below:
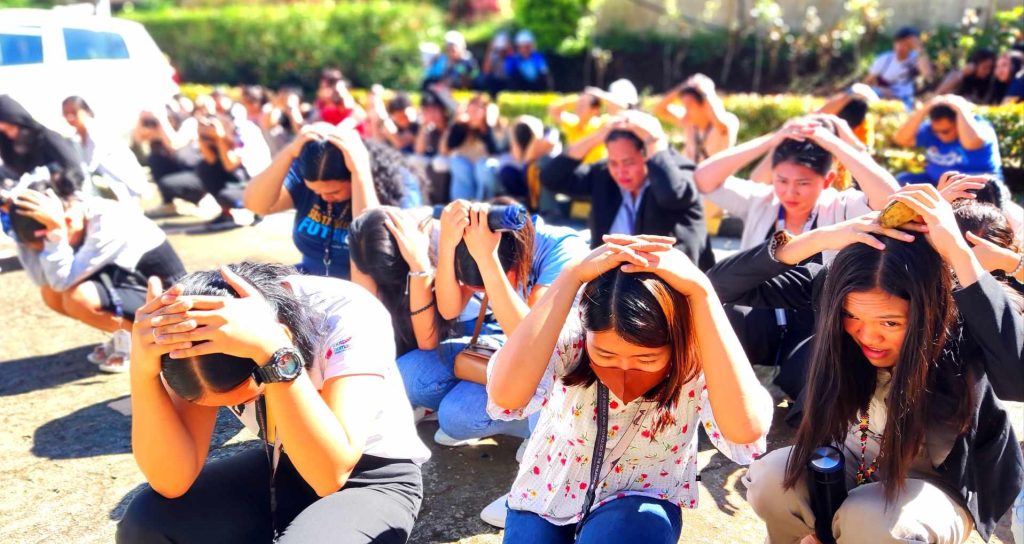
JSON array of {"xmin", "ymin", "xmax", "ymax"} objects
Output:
[
  {"xmin": 869, "ymin": 50, "xmax": 919, "ymax": 99},
  {"xmin": 228, "ymin": 275, "xmax": 431, "ymax": 465},
  {"xmin": 706, "ymin": 177, "xmax": 873, "ymax": 263}
]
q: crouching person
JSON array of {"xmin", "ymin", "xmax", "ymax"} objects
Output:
[
  {"xmin": 5, "ymin": 181, "xmax": 185, "ymax": 372},
  {"xmin": 116, "ymin": 262, "xmax": 430, "ymax": 544}
]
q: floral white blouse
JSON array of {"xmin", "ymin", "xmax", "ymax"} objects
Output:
[{"xmin": 486, "ymin": 311, "xmax": 773, "ymax": 525}]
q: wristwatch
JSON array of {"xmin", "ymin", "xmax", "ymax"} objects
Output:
[
  {"xmin": 253, "ymin": 347, "xmax": 304, "ymax": 385},
  {"xmin": 768, "ymin": 230, "xmax": 794, "ymax": 263}
]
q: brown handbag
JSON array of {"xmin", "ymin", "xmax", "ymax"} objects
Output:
[{"xmin": 453, "ymin": 295, "xmax": 496, "ymax": 385}]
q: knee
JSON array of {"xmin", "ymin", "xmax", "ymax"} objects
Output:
[
  {"xmin": 62, "ymin": 284, "xmax": 101, "ymax": 318},
  {"xmin": 115, "ymin": 487, "xmax": 171, "ymax": 544},
  {"xmin": 437, "ymin": 393, "xmax": 491, "ymax": 440},
  {"xmin": 40, "ymin": 287, "xmax": 64, "ymax": 313},
  {"xmin": 743, "ymin": 447, "xmax": 794, "ymax": 517},
  {"xmin": 833, "ymin": 485, "xmax": 897, "ymax": 543}
]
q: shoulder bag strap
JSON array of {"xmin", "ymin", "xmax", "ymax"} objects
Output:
[
  {"xmin": 468, "ymin": 294, "xmax": 489, "ymax": 346},
  {"xmin": 576, "ymin": 383, "xmax": 610, "ymax": 538}
]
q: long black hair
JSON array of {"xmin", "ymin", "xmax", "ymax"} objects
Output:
[
  {"xmin": 160, "ymin": 262, "xmax": 322, "ymax": 403},
  {"xmin": 453, "ymin": 197, "xmax": 535, "ymax": 293},
  {"xmin": 348, "ymin": 207, "xmax": 457, "ymax": 355},
  {"xmin": 296, "ymin": 138, "xmax": 411, "ymax": 210},
  {"xmin": 563, "ymin": 267, "xmax": 701, "ymax": 436},
  {"xmin": 783, "ymin": 236, "xmax": 965, "ymax": 502}
]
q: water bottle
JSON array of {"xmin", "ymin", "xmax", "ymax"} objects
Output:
[
  {"xmin": 807, "ymin": 445, "xmax": 847, "ymax": 544},
  {"xmin": 432, "ymin": 204, "xmax": 527, "ymax": 232}
]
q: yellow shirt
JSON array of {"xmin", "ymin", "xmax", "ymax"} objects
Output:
[{"xmin": 560, "ymin": 113, "xmax": 607, "ymax": 165}]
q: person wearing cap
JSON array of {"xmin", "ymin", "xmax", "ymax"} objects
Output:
[
  {"xmin": 423, "ymin": 31, "xmax": 479, "ymax": 90},
  {"xmin": 540, "ymin": 110, "xmax": 715, "ymax": 270},
  {"xmin": 863, "ymin": 26, "xmax": 933, "ymax": 110},
  {"xmin": 505, "ymin": 30, "xmax": 552, "ymax": 92},
  {"xmin": 584, "ymin": 79, "xmax": 639, "ymax": 115},
  {"xmin": 478, "ymin": 32, "xmax": 515, "ymax": 97}
]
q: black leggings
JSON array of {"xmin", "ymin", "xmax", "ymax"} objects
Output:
[{"xmin": 116, "ymin": 449, "xmax": 422, "ymax": 544}]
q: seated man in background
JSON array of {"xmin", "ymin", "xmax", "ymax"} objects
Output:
[
  {"xmin": 540, "ymin": 110, "xmax": 715, "ymax": 270},
  {"xmin": 505, "ymin": 30, "xmax": 552, "ymax": 92},
  {"xmin": 892, "ymin": 94, "xmax": 1002, "ymax": 185},
  {"xmin": 862, "ymin": 26, "xmax": 932, "ymax": 109}
]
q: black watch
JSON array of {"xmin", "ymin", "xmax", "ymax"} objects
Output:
[{"xmin": 253, "ymin": 347, "xmax": 304, "ymax": 385}]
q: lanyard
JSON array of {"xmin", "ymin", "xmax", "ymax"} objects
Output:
[
  {"xmin": 774, "ymin": 206, "xmax": 818, "ymax": 328},
  {"xmin": 255, "ymin": 396, "xmax": 281, "ymax": 536},
  {"xmin": 322, "ymin": 201, "xmax": 335, "ymax": 277}
]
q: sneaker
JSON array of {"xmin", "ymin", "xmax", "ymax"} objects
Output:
[
  {"xmin": 515, "ymin": 438, "xmax": 529, "ymax": 463},
  {"xmin": 433, "ymin": 428, "xmax": 481, "ymax": 447},
  {"xmin": 86, "ymin": 338, "xmax": 114, "ymax": 365},
  {"xmin": 144, "ymin": 202, "xmax": 179, "ymax": 219},
  {"xmin": 412, "ymin": 407, "xmax": 438, "ymax": 424},
  {"xmin": 479, "ymin": 495, "xmax": 508, "ymax": 529},
  {"xmin": 201, "ymin": 212, "xmax": 240, "ymax": 232},
  {"xmin": 98, "ymin": 352, "xmax": 130, "ymax": 373}
]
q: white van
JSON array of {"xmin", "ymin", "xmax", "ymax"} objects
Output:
[{"xmin": 0, "ymin": 7, "xmax": 178, "ymax": 137}]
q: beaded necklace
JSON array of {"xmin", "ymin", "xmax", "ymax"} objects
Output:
[{"xmin": 855, "ymin": 409, "xmax": 880, "ymax": 485}]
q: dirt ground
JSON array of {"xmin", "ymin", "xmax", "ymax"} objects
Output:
[{"xmin": 0, "ymin": 210, "xmax": 1018, "ymax": 543}]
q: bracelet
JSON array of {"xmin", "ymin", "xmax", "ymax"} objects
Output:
[
  {"xmin": 410, "ymin": 298, "xmax": 436, "ymax": 316},
  {"xmin": 1009, "ymin": 252, "xmax": 1024, "ymax": 277},
  {"xmin": 405, "ymin": 269, "xmax": 434, "ymax": 295}
]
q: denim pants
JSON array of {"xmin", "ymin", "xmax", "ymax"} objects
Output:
[
  {"xmin": 450, "ymin": 155, "xmax": 499, "ymax": 202},
  {"xmin": 396, "ymin": 321, "xmax": 530, "ymax": 440},
  {"xmin": 503, "ymin": 496, "xmax": 683, "ymax": 544}
]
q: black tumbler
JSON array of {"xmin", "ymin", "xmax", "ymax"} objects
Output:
[
  {"xmin": 807, "ymin": 445, "xmax": 847, "ymax": 544},
  {"xmin": 432, "ymin": 204, "xmax": 528, "ymax": 232}
]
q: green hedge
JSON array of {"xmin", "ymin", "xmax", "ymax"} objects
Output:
[
  {"xmin": 126, "ymin": 3, "xmax": 446, "ymax": 90},
  {"xmin": 178, "ymin": 84, "xmax": 1023, "ymax": 175}
]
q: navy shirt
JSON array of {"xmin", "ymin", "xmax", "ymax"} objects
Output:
[{"xmin": 285, "ymin": 163, "xmax": 351, "ymax": 278}]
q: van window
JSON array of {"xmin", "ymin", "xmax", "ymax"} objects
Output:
[
  {"xmin": 63, "ymin": 28, "xmax": 129, "ymax": 61},
  {"xmin": 0, "ymin": 33, "xmax": 44, "ymax": 66}
]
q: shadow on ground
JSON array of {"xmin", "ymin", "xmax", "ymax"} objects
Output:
[
  {"xmin": 0, "ymin": 345, "xmax": 102, "ymax": 397},
  {"xmin": 33, "ymin": 396, "xmax": 245, "ymax": 461}
]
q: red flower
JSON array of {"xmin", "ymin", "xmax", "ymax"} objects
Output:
[
  {"xmin": 560, "ymin": 458, "xmax": 567, "ymax": 465},
  {"xmin": 503, "ymin": 409, "xmax": 512, "ymax": 415},
  {"xmin": 660, "ymin": 470, "xmax": 669, "ymax": 477},
  {"xmin": 326, "ymin": 348, "xmax": 333, "ymax": 359},
  {"xmin": 533, "ymin": 466, "xmax": 541, "ymax": 475},
  {"xmin": 681, "ymin": 424, "xmax": 688, "ymax": 434},
  {"xmin": 641, "ymin": 430, "xmax": 651, "ymax": 438},
  {"xmin": 579, "ymin": 482, "xmax": 588, "ymax": 490},
  {"xmin": 683, "ymin": 483, "xmax": 690, "ymax": 489},
  {"xmin": 617, "ymin": 493, "xmax": 626, "ymax": 499},
  {"xmin": 643, "ymin": 483, "xmax": 652, "ymax": 489},
  {"xmin": 671, "ymin": 445, "xmax": 679, "ymax": 453},
  {"xmin": 687, "ymin": 389, "xmax": 695, "ymax": 398},
  {"xmin": 609, "ymin": 400, "xmax": 619, "ymax": 409}
]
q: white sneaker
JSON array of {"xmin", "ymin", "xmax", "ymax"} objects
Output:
[
  {"xmin": 433, "ymin": 428, "xmax": 481, "ymax": 447},
  {"xmin": 412, "ymin": 407, "xmax": 438, "ymax": 425},
  {"xmin": 479, "ymin": 495, "xmax": 508, "ymax": 529},
  {"xmin": 98, "ymin": 352, "xmax": 130, "ymax": 374},
  {"xmin": 515, "ymin": 438, "xmax": 529, "ymax": 463},
  {"xmin": 87, "ymin": 338, "xmax": 114, "ymax": 365}
]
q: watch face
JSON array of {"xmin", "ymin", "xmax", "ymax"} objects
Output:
[{"xmin": 277, "ymin": 351, "xmax": 302, "ymax": 379}]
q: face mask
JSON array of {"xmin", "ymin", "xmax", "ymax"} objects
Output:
[{"xmin": 589, "ymin": 361, "xmax": 669, "ymax": 404}]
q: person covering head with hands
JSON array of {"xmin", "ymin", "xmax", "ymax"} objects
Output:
[
  {"xmin": 5, "ymin": 182, "xmax": 185, "ymax": 372},
  {"xmin": 116, "ymin": 262, "xmax": 430, "ymax": 544},
  {"xmin": 547, "ymin": 89, "xmax": 607, "ymax": 165},
  {"xmin": 0, "ymin": 95, "xmax": 84, "ymax": 196},
  {"xmin": 487, "ymin": 234, "xmax": 773, "ymax": 542},
  {"xmin": 892, "ymin": 94, "xmax": 1003, "ymax": 185},
  {"xmin": 243, "ymin": 123, "xmax": 408, "ymax": 279},
  {"xmin": 653, "ymin": 73, "xmax": 740, "ymax": 163},
  {"xmin": 709, "ymin": 185, "xmax": 1024, "ymax": 543},
  {"xmin": 540, "ymin": 110, "xmax": 715, "ymax": 270}
]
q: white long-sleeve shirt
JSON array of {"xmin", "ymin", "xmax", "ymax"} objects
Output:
[{"xmin": 17, "ymin": 198, "xmax": 166, "ymax": 291}]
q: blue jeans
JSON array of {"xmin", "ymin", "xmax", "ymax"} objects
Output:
[
  {"xmin": 450, "ymin": 155, "xmax": 499, "ymax": 201},
  {"xmin": 395, "ymin": 322, "xmax": 530, "ymax": 440},
  {"xmin": 503, "ymin": 495, "xmax": 683, "ymax": 544}
]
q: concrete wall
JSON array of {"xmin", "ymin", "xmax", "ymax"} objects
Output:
[{"xmin": 594, "ymin": 0, "xmax": 1020, "ymax": 36}]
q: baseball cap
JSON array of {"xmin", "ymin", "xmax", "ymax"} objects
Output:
[
  {"xmin": 515, "ymin": 30, "xmax": 535, "ymax": 46},
  {"xmin": 608, "ymin": 79, "xmax": 639, "ymax": 107}
]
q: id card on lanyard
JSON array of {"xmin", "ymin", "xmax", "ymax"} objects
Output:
[{"xmin": 774, "ymin": 206, "xmax": 818, "ymax": 329}]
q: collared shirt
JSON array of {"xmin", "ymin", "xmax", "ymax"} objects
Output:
[{"xmin": 608, "ymin": 183, "xmax": 649, "ymax": 236}]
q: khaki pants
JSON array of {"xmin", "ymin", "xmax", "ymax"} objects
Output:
[{"xmin": 743, "ymin": 446, "xmax": 973, "ymax": 544}]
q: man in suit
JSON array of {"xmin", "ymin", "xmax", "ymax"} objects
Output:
[{"xmin": 540, "ymin": 110, "xmax": 714, "ymax": 270}]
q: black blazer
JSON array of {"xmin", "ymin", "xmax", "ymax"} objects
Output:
[
  {"xmin": 540, "ymin": 148, "xmax": 715, "ymax": 270},
  {"xmin": 707, "ymin": 243, "xmax": 1024, "ymax": 541}
]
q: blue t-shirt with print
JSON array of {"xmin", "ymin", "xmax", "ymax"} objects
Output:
[
  {"xmin": 528, "ymin": 217, "xmax": 587, "ymax": 292},
  {"xmin": 285, "ymin": 163, "xmax": 351, "ymax": 278},
  {"xmin": 916, "ymin": 117, "xmax": 1002, "ymax": 183}
]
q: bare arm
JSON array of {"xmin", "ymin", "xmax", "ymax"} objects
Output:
[
  {"xmin": 892, "ymin": 106, "xmax": 928, "ymax": 148},
  {"xmin": 810, "ymin": 128, "xmax": 898, "ymax": 209},
  {"xmin": 950, "ymin": 98, "xmax": 987, "ymax": 150},
  {"xmin": 243, "ymin": 134, "xmax": 311, "ymax": 215},
  {"xmin": 652, "ymin": 87, "xmax": 688, "ymax": 128},
  {"xmin": 547, "ymin": 95, "xmax": 578, "ymax": 125},
  {"xmin": 694, "ymin": 132, "xmax": 776, "ymax": 193}
]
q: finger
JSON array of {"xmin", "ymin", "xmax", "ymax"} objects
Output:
[
  {"xmin": 149, "ymin": 298, "xmax": 196, "ymax": 318},
  {"xmin": 891, "ymin": 194, "xmax": 931, "ymax": 220},
  {"xmin": 219, "ymin": 266, "xmax": 263, "ymax": 300},
  {"xmin": 855, "ymin": 232, "xmax": 886, "ymax": 251},
  {"xmin": 153, "ymin": 318, "xmax": 202, "ymax": 335},
  {"xmin": 874, "ymin": 226, "xmax": 916, "ymax": 242},
  {"xmin": 169, "ymin": 341, "xmax": 225, "ymax": 360},
  {"xmin": 138, "ymin": 282, "xmax": 180, "ymax": 315},
  {"xmin": 146, "ymin": 276, "xmax": 163, "ymax": 304},
  {"xmin": 625, "ymin": 241, "xmax": 674, "ymax": 254},
  {"xmin": 605, "ymin": 243, "xmax": 649, "ymax": 267},
  {"xmin": 965, "ymin": 231, "xmax": 1000, "ymax": 250},
  {"xmin": 156, "ymin": 325, "xmax": 217, "ymax": 345},
  {"xmin": 149, "ymin": 311, "xmax": 193, "ymax": 328}
]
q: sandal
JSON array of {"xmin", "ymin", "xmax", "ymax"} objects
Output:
[
  {"xmin": 86, "ymin": 338, "xmax": 114, "ymax": 365},
  {"xmin": 98, "ymin": 352, "xmax": 130, "ymax": 374}
]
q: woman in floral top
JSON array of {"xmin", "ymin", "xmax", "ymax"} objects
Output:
[{"xmin": 486, "ymin": 234, "xmax": 774, "ymax": 542}]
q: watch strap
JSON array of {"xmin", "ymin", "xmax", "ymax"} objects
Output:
[{"xmin": 253, "ymin": 347, "xmax": 303, "ymax": 385}]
